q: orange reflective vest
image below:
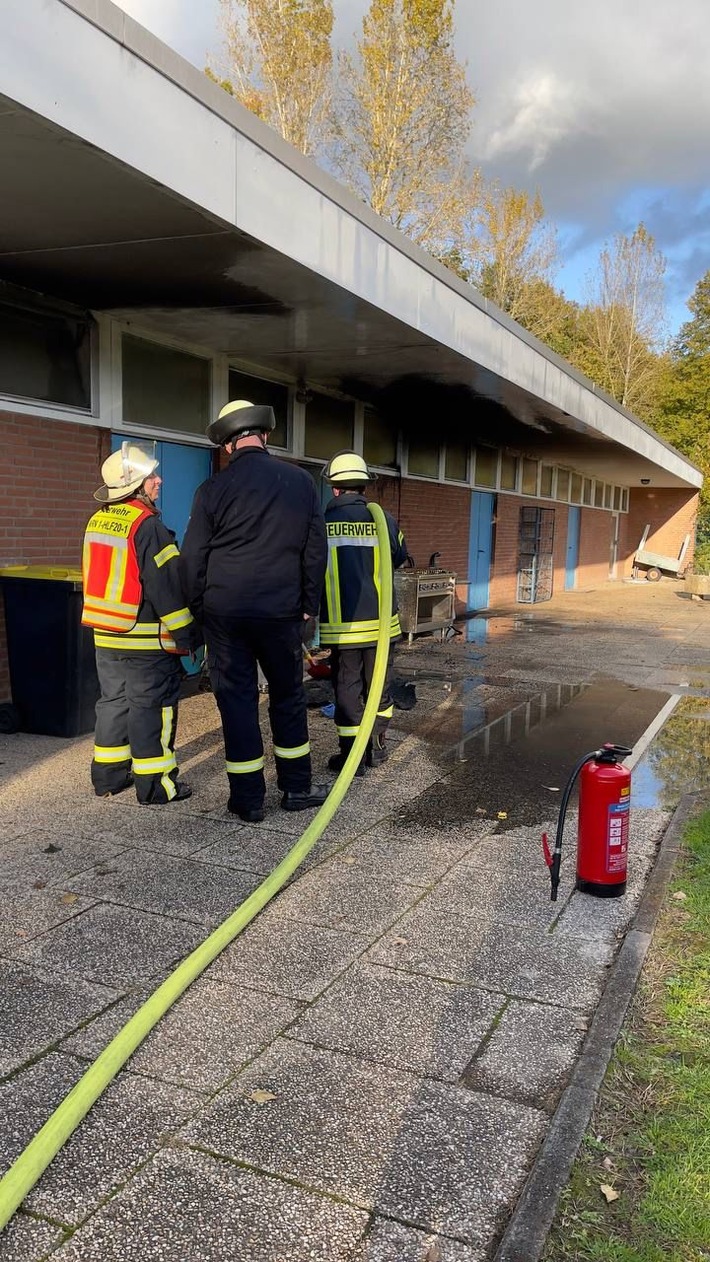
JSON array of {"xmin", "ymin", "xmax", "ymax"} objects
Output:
[{"xmin": 82, "ymin": 502, "xmax": 179, "ymax": 651}]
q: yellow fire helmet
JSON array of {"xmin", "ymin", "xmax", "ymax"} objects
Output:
[
  {"xmin": 323, "ymin": 450, "xmax": 377, "ymax": 486},
  {"xmin": 93, "ymin": 441, "xmax": 159, "ymax": 503}
]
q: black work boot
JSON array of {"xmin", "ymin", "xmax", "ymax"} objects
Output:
[
  {"xmin": 140, "ymin": 780, "xmax": 192, "ymax": 805},
  {"xmin": 327, "ymin": 744, "xmax": 365, "ymax": 777},
  {"xmin": 367, "ymin": 736, "xmax": 388, "ymax": 768},
  {"xmin": 227, "ymin": 801, "xmax": 265, "ymax": 823},
  {"xmin": 281, "ymin": 784, "xmax": 329, "ymax": 811}
]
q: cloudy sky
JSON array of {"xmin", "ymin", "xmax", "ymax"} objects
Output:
[{"xmin": 115, "ymin": 0, "xmax": 710, "ymax": 336}]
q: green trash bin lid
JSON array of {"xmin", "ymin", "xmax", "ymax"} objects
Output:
[{"xmin": 0, "ymin": 565, "xmax": 83, "ymax": 582}]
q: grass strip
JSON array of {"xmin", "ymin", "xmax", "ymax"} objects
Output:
[{"xmin": 543, "ymin": 810, "xmax": 710, "ymax": 1262}]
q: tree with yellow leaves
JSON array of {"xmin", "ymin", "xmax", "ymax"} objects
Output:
[
  {"xmin": 331, "ymin": 0, "xmax": 474, "ymax": 254},
  {"xmin": 579, "ymin": 224, "xmax": 667, "ymax": 415},
  {"xmin": 465, "ymin": 183, "xmax": 558, "ymax": 330},
  {"xmin": 211, "ymin": 0, "xmax": 334, "ymax": 156}
]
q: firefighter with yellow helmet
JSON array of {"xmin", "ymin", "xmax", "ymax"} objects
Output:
[
  {"xmin": 320, "ymin": 450, "xmax": 408, "ymax": 773},
  {"xmin": 82, "ymin": 442, "xmax": 200, "ymax": 804}
]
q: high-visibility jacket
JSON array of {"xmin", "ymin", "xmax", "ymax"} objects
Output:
[
  {"xmin": 82, "ymin": 499, "xmax": 195, "ymax": 653},
  {"xmin": 319, "ymin": 493, "xmax": 408, "ymax": 647}
]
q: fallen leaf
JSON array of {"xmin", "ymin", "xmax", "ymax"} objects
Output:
[
  {"xmin": 602, "ymin": 1156, "xmax": 614, "ymax": 1171},
  {"xmin": 600, "ymin": 1184, "xmax": 619, "ymax": 1203},
  {"xmin": 14, "ymin": 930, "xmax": 28, "ymax": 938},
  {"xmin": 33, "ymin": 880, "xmax": 47, "ymax": 890},
  {"xmin": 672, "ymin": 891, "xmax": 688, "ymax": 902},
  {"xmin": 248, "ymin": 1089, "xmax": 277, "ymax": 1105},
  {"xmin": 60, "ymin": 893, "xmax": 78, "ymax": 905},
  {"xmin": 475, "ymin": 807, "xmax": 487, "ymax": 816},
  {"xmin": 543, "ymin": 786, "xmax": 560, "ymax": 792},
  {"xmin": 497, "ymin": 811, "xmax": 508, "ymax": 820},
  {"xmin": 392, "ymin": 936, "xmax": 409, "ymax": 946},
  {"xmin": 341, "ymin": 856, "xmax": 357, "ymax": 867},
  {"xmin": 43, "ymin": 844, "xmax": 62, "ymax": 855},
  {"xmin": 424, "ymin": 1244, "xmax": 443, "ymax": 1262}
]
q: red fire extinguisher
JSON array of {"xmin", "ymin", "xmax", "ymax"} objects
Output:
[{"xmin": 543, "ymin": 743, "xmax": 632, "ymax": 901}]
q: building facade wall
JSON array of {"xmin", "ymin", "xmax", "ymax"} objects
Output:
[
  {"xmin": 622, "ymin": 487, "xmax": 698, "ymax": 575},
  {"xmin": 0, "ymin": 406, "xmax": 701, "ymax": 704},
  {"xmin": 0, "ymin": 410, "xmax": 109, "ymax": 701}
]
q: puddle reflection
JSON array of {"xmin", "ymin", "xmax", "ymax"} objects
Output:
[{"xmin": 633, "ymin": 696, "xmax": 710, "ymax": 808}]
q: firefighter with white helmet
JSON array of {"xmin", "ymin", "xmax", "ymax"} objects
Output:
[
  {"xmin": 320, "ymin": 449, "xmax": 408, "ymax": 773},
  {"xmin": 179, "ymin": 401, "xmax": 328, "ymax": 822},
  {"xmin": 82, "ymin": 441, "xmax": 200, "ymax": 804}
]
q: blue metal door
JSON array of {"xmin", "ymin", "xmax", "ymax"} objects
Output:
[
  {"xmin": 468, "ymin": 492, "xmax": 495, "ymax": 611},
  {"xmin": 565, "ymin": 506, "xmax": 580, "ymax": 590},
  {"xmin": 111, "ymin": 436, "xmax": 212, "ymax": 543}
]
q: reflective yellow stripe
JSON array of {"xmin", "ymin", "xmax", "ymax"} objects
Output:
[
  {"xmin": 337, "ymin": 725, "xmax": 360, "ymax": 737},
  {"xmin": 377, "ymin": 705, "xmax": 394, "ymax": 719},
  {"xmin": 320, "ymin": 618, "xmax": 401, "ymax": 645},
  {"xmin": 132, "ymin": 754, "xmax": 177, "ymax": 774},
  {"xmin": 93, "ymin": 744, "xmax": 131, "ymax": 763},
  {"xmin": 84, "ymin": 596, "xmax": 137, "ymax": 615},
  {"xmin": 161, "ymin": 607, "xmax": 193, "ymax": 631},
  {"xmin": 330, "ymin": 547, "xmax": 342, "ymax": 624},
  {"xmin": 159, "ymin": 705, "xmax": 176, "ymax": 801},
  {"xmin": 154, "ymin": 544, "xmax": 179, "ymax": 569},
  {"xmin": 373, "ymin": 541, "xmax": 382, "ymax": 620},
  {"xmin": 226, "ymin": 757, "xmax": 265, "ymax": 774},
  {"xmin": 94, "ymin": 633, "xmax": 163, "ymax": 650},
  {"xmin": 273, "ymin": 742, "xmax": 310, "ymax": 760}
]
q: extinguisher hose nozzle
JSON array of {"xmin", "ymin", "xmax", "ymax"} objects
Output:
[{"xmin": 548, "ymin": 750, "xmax": 598, "ymax": 901}]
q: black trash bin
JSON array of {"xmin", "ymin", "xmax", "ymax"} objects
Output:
[{"xmin": 0, "ymin": 566, "xmax": 99, "ymax": 737}]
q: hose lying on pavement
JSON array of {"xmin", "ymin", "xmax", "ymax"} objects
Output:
[{"xmin": 0, "ymin": 502, "xmax": 393, "ymax": 1235}]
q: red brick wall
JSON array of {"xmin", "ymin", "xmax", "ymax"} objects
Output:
[
  {"xmin": 0, "ymin": 411, "xmax": 109, "ymax": 701},
  {"xmin": 578, "ymin": 507, "xmax": 615, "ymax": 588},
  {"xmin": 488, "ymin": 495, "xmax": 569, "ymax": 607},
  {"xmin": 622, "ymin": 487, "xmax": 698, "ymax": 576},
  {"xmin": 369, "ymin": 476, "xmax": 471, "ymax": 607}
]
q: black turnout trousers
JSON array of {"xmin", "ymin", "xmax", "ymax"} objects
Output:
[
  {"xmin": 205, "ymin": 615, "xmax": 311, "ymax": 811},
  {"xmin": 92, "ymin": 649, "xmax": 183, "ymax": 804},
  {"xmin": 330, "ymin": 645, "xmax": 394, "ymax": 752}
]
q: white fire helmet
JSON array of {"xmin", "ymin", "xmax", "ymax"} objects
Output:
[{"xmin": 93, "ymin": 441, "xmax": 159, "ymax": 503}]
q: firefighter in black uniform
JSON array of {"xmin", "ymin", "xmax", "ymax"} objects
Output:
[
  {"xmin": 82, "ymin": 442, "xmax": 200, "ymax": 805},
  {"xmin": 320, "ymin": 451, "xmax": 408, "ymax": 772},
  {"xmin": 179, "ymin": 400, "xmax": 329, "ymax": 823}
]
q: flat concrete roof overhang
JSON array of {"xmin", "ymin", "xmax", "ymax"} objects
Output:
[{"xmin": 0, "ymin": 0, "xmax": 701, "ymax": 491}]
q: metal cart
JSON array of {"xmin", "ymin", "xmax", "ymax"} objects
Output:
[
  {"xmin": 395, "ymin": 568, "xmax": 457, "ymax": 646},
  {"xmin": 633, "ymin": 526, "xmax": 690, "ymax": 581}
]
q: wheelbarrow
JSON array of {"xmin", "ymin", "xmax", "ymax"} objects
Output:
[{"xmin": 632, "ymin": 526, "xmax": 690, "ymax": 581}]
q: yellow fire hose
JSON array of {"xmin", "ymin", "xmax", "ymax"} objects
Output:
[{"xmin": 0, "ymin": 503, "xmax": 393, "ymax": 1234}]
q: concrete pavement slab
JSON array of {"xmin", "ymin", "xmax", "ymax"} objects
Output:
[
  {"xmin": 0, "ymin": 1053, "xmax": 201, "ymax": 1225},
  {"xmin": 423, "ymin": 863, "xmax": 576, "ymax": 931},
  {"xmin": 65, "ymin": 976, "xmax": 302, "ymax": 1091},
  {"xmin": 352, "ymin": 1220, "xmax": 484, "ymax": 1261},
  {"xmin": 13, "ymin": 903, "xmax": 205, "ymax": 988},
  {"xmin": 0, "ymin": 881, "xmax": 98, "ymax": 954},
  {"xmin": 272, "ymin": 861, "xmax": 419, "ymax": 935},
  {"xmin": 191, "ymin": 822, "xmax": 338, "ymax": 877},
  {"xmin": 0, "ymin": 1215, "xmax": 65, "ymax": 1262},
  {"xmin": 336, "ymin": 831, "xmax": 476, "ymax": 888},
  {"xmin": 288, "ymin": 962, "xmax": 504, "ymax": 1080},
  {"xmin": 80, "ymin": 803, "xmax": 248, "ymax": 857},
  {"xmin": 370, "ymin": 910, "xmax": 614, "ymax": 1010},
  {"xmin": 0, "ymin": 959, "xmax": 116, "ymax": 1078},
  {"xmin": 462, "ymin": 999, "xmax": 586, "ymax": 1109},
  {"xmin": 207, "ymin": 905, "xmax": 369, "ymax": 1000},
  {"xmin": 183, "ymin": 1040, "xmax": 547, "ymax": 1247},
  {"xmin": 65, "ymin": 848, "xmax": 260, "ymax": 927},
  {"xmin": 50, "ymin": 1146, "xmax": 368, "ymax": 1261},
  {"xmin": 0, "ymin": 831, "xmax": 126, "ymax": 887}
]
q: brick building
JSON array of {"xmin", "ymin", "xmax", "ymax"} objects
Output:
[{"xmin": 0, "ymin": 0, "xmax": 701, "ymax": 704}]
